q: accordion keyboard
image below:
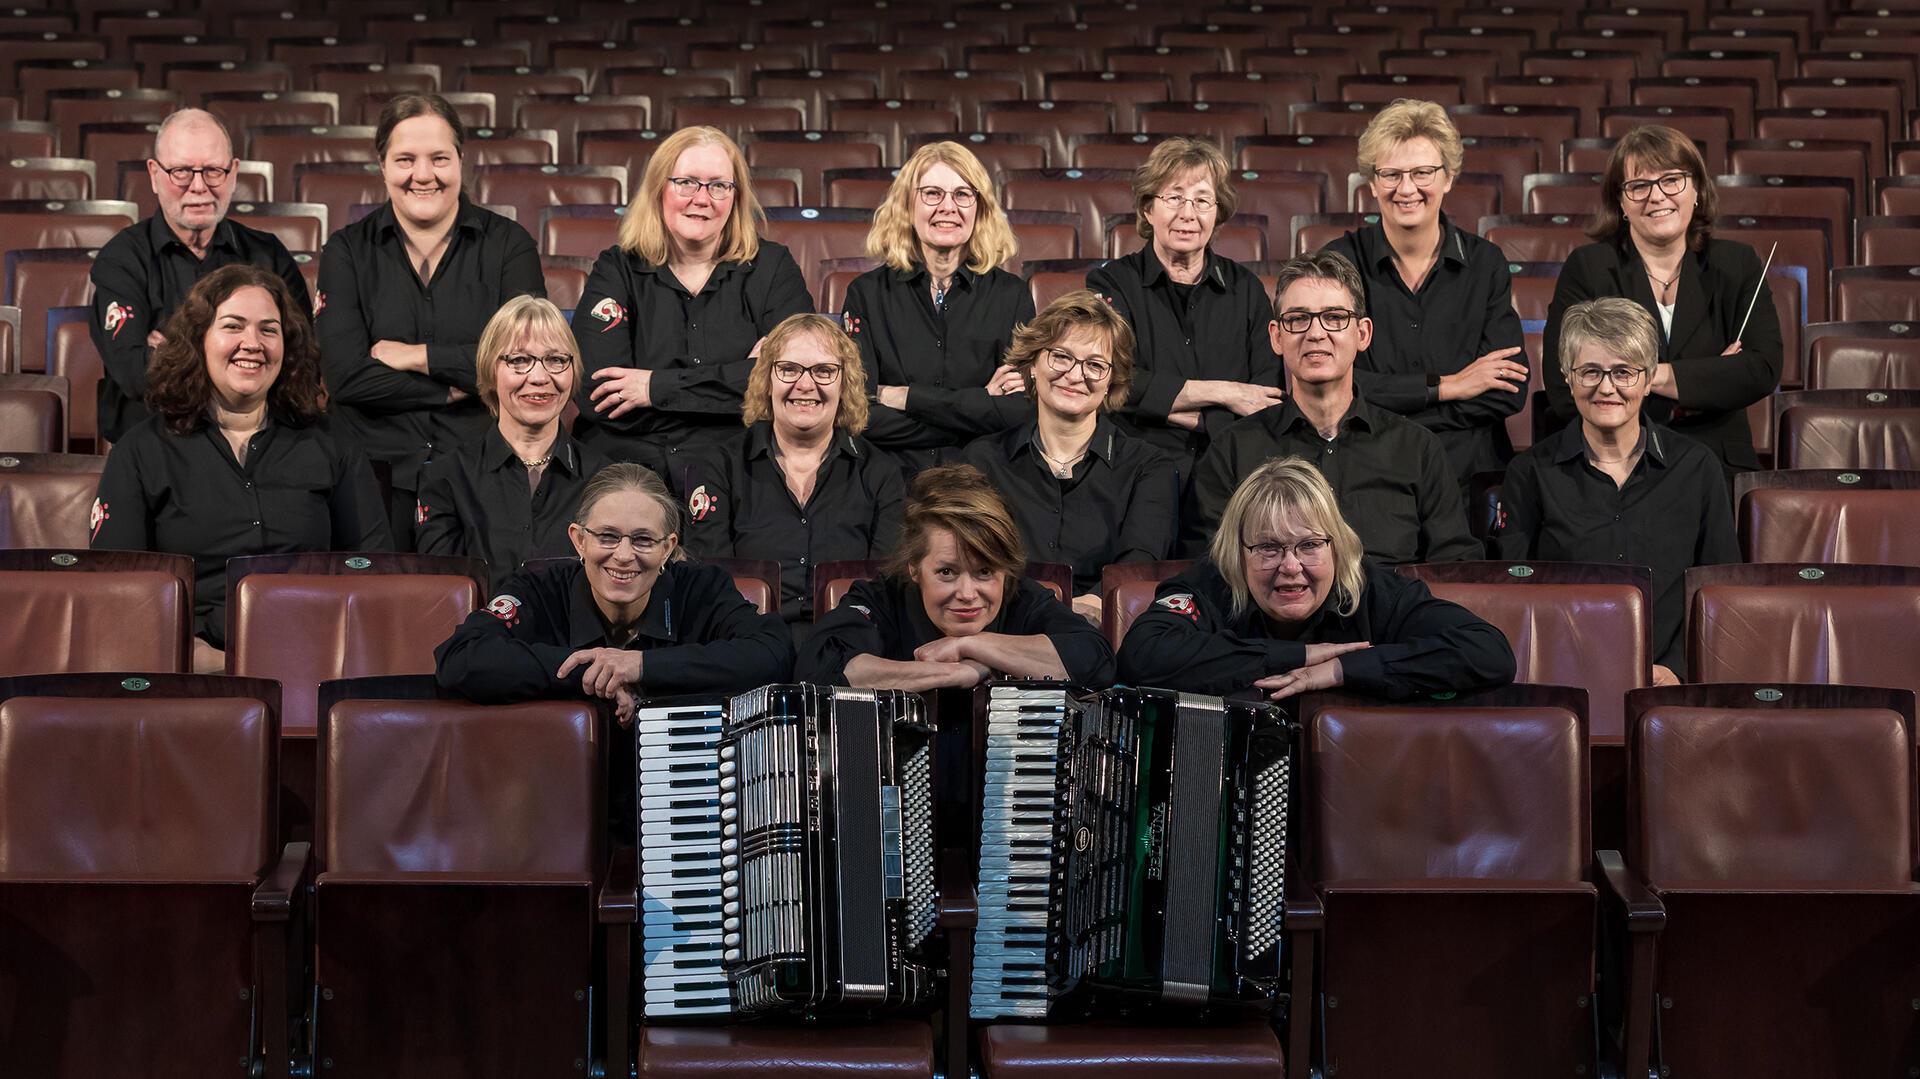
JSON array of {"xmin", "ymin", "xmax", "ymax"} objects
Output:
[{"xmin": 635, "ymin": 701, "xmax": 733, "ymax": 1018}]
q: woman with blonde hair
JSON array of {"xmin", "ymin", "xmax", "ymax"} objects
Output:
[
  {"xmin": 1118, "ymin": 456, "xmax": 1513, "ymax": 700},
  {"xmin": 681, "ymin": 313, "xmax": 906, "ymax": 626},
  {"xmin": 843, "ymin": 140, "xmax": 1036, "ymax": 473},
  {"xmin": 572, "ymin": 125, "xmax": 813, "ymax": 479},
  {"xmin": 796, "ymin": 463, "xmax": 1114, "ymax": 690},
  {"xmin": 415, "ymin": 294, "xmax": 609, "ymax": 589}
]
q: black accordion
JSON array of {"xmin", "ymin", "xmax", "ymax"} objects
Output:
[
  {"xmin": 634, "ymin": 684, "xmax": 940, "ymax": 1019},
  {"xmin": 971, "ymin": 683, "xmax": 1294, "ymax": 1019}
]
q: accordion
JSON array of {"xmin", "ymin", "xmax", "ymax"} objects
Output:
[
  {"xmin": 634, "ymin": 684, "xmax": 940, "ymax": 1019},
  {"xmin": 972, "ymin": 683, "xmax": 1294, "ymax": 1019}
]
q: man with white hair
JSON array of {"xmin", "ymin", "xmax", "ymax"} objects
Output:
[{"xmin": 89, "ymin": 108, "xmax": 312, "ymax": 443}]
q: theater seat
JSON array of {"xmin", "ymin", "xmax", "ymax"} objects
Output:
[
  {"xmin": 0, "ymin": 372, "xmax": 64, "ymax": 452},
  {"xmin": 1803, "ymin": 320, "xmax": 1920, "ymax": 390},
  {"xmin": 643, "ymin": 1021, "xmax": 935, "ymax": 1077},
  {"xmin": 1687, "ymin": 562, "xmax": 1920, "ymax": 698},
  {"xmin": 977, "ymin": 1022, "xmax": 1282, "ymax": 1077},
  {"xmin": 1735, "ymin": 468, "xmax": 1920, "ymax": 565},
  {"xmin": 1773, "ymin": 388, "xmax": 1920, "ymax": 469},
  {"xmin": 700, "ymin": 555, "xmax": 779, "ymax": 616},
  {"xmin": 0, "ymin": 450, "xmax": 99, "ymax": 548},
  {"xmin": 1100, "ymin": 559, "xmax": 1194, "ymax": 652},
  {"xmin": 0, "ymin": 548, "xmax": 192, "ymax": 675}
]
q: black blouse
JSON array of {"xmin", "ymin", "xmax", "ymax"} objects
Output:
[
  {"xmin": 90, "ymin": 412, "xmax": 393, "ymax": 646},
  {"xmin": 413, "ymin": 425, "xmax": 609, "ymax": 592}
]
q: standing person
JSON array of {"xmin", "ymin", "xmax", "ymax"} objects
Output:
[
  {"xmin": 1087, "ymin": 137, "xmax": 1285, "ymax": 475},
  {"xmin": 1543, "ymin": 124, "xmax": 1783, "ymax": 483},
  {"xmin": 1321, "ymin": 99, "xmax": 1528, "ymax": 489},
  {"xmin": 317, "ymin": 92, "xmax": 544, "ymax": 542},
  {"xmin": 844, "ymin": 140, "xmax": 1035, "ymax": 473},
  {"xmin": 90, "ymin": 108, "xmax": 311, "ymax": 444},
  {"xmin": 572, "ymin": 125, "xmax": 813, "ymax": 485}
]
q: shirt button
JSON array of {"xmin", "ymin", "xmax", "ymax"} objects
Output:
[
  {"xmin": 691, "ymin": 357, "xmax": 701, "ymax": 364},
  {"xmin": 935, "ymin": 339, "xmax": 943, "ymax": 347},
  {"xmin": 799, "ymin": 556, "xmax": 807, "ymax": 564},
  {"xmin": 251, "ymin": 520, "xmax": 261, "ymax": 527},
  {"xmin": 1048, "ymin": 541, "xmax": 1058, "ymax": 549},
  {"xmin": 799, "ymin": 517, "xmax": 807, "ymax": 525}
]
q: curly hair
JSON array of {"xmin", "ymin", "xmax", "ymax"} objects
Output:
[
  {"xmin": 1005, "ymin": 289, "xmax": 1135, "ymax": 410},
  {"xmin": 864, "ymin": 141, "xmax": 1019, "ymax": 274},
  {"xmin": 145, "ymin": 264, "xmax": 324, "ymax": 435},
  {"xmin": 740, "ymin": 313, "xmax": 870, "ymax": 435},
  {"xmin": 885, "ymin": 463, "xmax": 1026, "ymax": 583}
]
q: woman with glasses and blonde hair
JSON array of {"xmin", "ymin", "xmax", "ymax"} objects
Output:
[
  {"xmin": 1497, "ymin": 298, "xmax": 1736, "ymax": 684},
  {"xmin": 845, "ymin": 140, "xmax": 1035, "ymax": 473},
  {"xmin": 1320, "ymin": 99, "xmax": 1528, "ymax": 491},
  {"xmin": 963, "ymin": 289, "xmax": 1177, "ymax": 624},
  {"xmin": 572, "ymin": 125, "xmax": 813, "ymax": 481},
  {"xmin": 415, "ymin": 295, "xmax": 609, "ymax": 589},
  {"xmin": 1118, "ymin": 456, "xmax": 1513, "ymax": 700},
  {"xmin": 681, "ymin": 313, "xmax": 906, "ymax": 626},
  {"xmin": 1543, "ymin": 124, "xmax": 1783, "ymax": 483}
]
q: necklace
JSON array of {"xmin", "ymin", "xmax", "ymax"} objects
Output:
[
  {"xmin": 1036, "ymin": 443, "xmax": 1086, "ymax": 479},
  {"xmin": 519, "ymin": 455, "xmax": 552, "ymax": 469},
  {"xmin": 1645, "ymin": 266, "xmax": 1679, "ymax": 296}
]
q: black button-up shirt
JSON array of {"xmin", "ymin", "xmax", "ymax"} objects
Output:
[
  {"xmin": 1494, "ymin": 421, "xmax": 1738, "ymax": 674},
  {"xmin": 434, "ymin": 557, "xmax": 796, "ymax": 702},
  {"xmin": 1181, "ymin": 395, "xmax": 1482, "ymax": 565},
  {"xmin": 962, "ymin": 416, "xmax": 1179, "ymax": 595},
  {"xmin": 681, "ymin": 422, "xmax": 906, "ymax": 623},
  {"xmin": 842, "ymin": 262, "xmax": 1037, "ymax": 472},
  {"xmin": 1116, "ymin": 557, "xmax": 1516, "ymax": 699},
  {"xmin": 316, "ymin": 198, "xmax": 544, "ymax": 492},
  {"xmin": 795, "ymin": 574, "xmax": 1115, "ymax": 687},
  {"xmin": 413, "ymin": 424, "xmax": 608, "ymax": 592},
  {"xmin": 90, "ymin": 412, "xmax": 393, "ymax": 647},
  {"xmin": 90, "ymin": 213, "xmax": 313, "ymax": 444},
  {"xmin": 571, "ymin": 240, "xmax": 813, "ymax": 469},
  {"xmin": 1086, "ymin": 246, "xmax": 1281, "ymax": 468},
  {"xmin": 1321, "ymin": 215, "xmax": 1526, "ymax": 485}
]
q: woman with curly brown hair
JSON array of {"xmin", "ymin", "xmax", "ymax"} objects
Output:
[{"xmin": 91, "ymin": 262, "xmax": 391, "ymax": 671}]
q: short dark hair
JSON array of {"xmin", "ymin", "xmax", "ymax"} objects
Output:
[
  {"xmin": 885, "ymin": 464, "xmax": 1026, "ymax": 582},
  {"xmin": 146, "ymin": 264, "xmax": 324, "ymax": 434},
  {"xmin": 1269, "ymin": 250, "xmax": 1368, "ymax": 319},
  {"xmin": 374, "ymin": 93, "xmax": 466, "ymax": 159},
  {"xmin": 1588, "ymin": 124, "xmax": 1716, "ymax": 251}
]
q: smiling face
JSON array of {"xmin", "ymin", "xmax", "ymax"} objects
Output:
[
  {"xmin": 568, "ymin": 488, "xmax": 678, "ymax": 618},
  {"xmin": 1242, "ymin": 508, "xmax": 1336, "ymax": 626},
  {"xmin": 661, "ymin": 143, "xmax": 735, "ymax": 252},
  {"xmin": 149, "ymin": 117, "xmax": 237, "ymax": 237},
  {"xmin": 912, "ymin": 160, "xmax": 977, "ymax": 256},
  {"xmin": 1146, "ymin": 165, "xmax": 1217, "ymax": 262},
  {"xmin": 1034, "ymin": 323, "xmax": 1111, "ymax": 422},
  {"xmin": 1620, "ymin": 155, "xmax": 1696, "ymax": 250},
  {"xmin": 1569, "ymin": 341, "xmax": 1650, "ymax": 437},
  {"xmin": 1271, "ymin": 277, "xmax": 1372, "ymax": 389},
  {"xmin": 496, "ymin": 328, "xmax": 575, "ymax": 431},
  {"xmin": 382, "ymin": 114, "xmax": 462, "ymax": 229},
  {"xmin": 768, "ymin": 329, "xmax": 842, "ymax": 440},
  {"xmin": 201, "ymin": 285, "xmax": 283, "ymax": 410},
  {"xmin": 1370, "ymin": 135, "xmax": 1452, "ymax": 232},
  {"xmin": 911, "ymin": 528, "xmax": 1006, "ymax": 638}
]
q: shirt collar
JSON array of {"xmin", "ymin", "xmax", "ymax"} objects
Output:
[
  {"xmin": 1138, "ymin": 246, "xmax": 1229, "ymax": 292},
  {"xmin": 1267, "ymin": 392, "xmax": 1379, "ymax": 437},
  {"xmin": 481, "ymin": 425, "xmax": 585, "ymax": 476},
  {"xmin": 895, "ymin": 261, "xmax": 978, "ymax": 289},
  {"xmin": 745, "ymin": 420, "xmax": 861, "ymax": 462},
  {"xmin": 1546, "ymin": 420, "xmax": 1667, "ymax": 469},
  {"xmin": 567, "ymin": 560, "xmax": 681, "ymax": 648},
  {"xmin": 370, "ymin": 196, "xmax": 487, "ymax": 240},
  {"xmin": 149, "ymin": 212, "xmax": 239, "ymax": 254},
  {"xmin": 1013, "ymin": 414, "xmax": 1119, "ymax": 463},
  {"xmin": 1359, "ymin": 211, "xmax": 1469, "ymax": 271}
]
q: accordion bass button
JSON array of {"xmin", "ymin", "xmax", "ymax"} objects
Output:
[
  {"xmin": 719, "ymin": 745, "xmax": 737, "ymax": 759},
  {"xmin": 724, "ymin": 902, "xmax": 741, "ymax": 916},
  {"xmin": 724, "ymin": 949, "xmax": 742, "ymax": 963},
  {"xmin": 723, "ymin": 886, "xmax": 740, "ymax": 900},
  {"xmin": 721, "ymin": 838, "xmax": 739, "ymax": 853},
  {"xmin": 722, "ymin": 855, "xmax": 740, "ymax": 869},
  {"xmin": 719, "ymin": 776, "xmax": 737, "ymax": 790},
  {"xmin": 723, "ymin": 869, "xmax": 740, "ymax": 884},
  {"xmin": 724, "ymin": 917, "xmax": 741, "ymax": 932},
  {"xmin": 719, "ymin": 759, "xmax": 736, "ymax": 774},
  {"xmin": 721, "ymin": 807, "xmax": 739, "ymax": 822}
]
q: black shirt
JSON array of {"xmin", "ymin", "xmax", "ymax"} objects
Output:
[
  {"xmin": 680, "ymin": 422, "xmax": 906, "ymax": 623},
  {"xmin": 90, "ymin": 411, "xmax": 393, "ymax": 647},
  {"xmin": 571, "ymin": 240, "xmax": 813, "ymax": 474},
  {"xmin": 1116, "ymin": 557, "xmax": 1516, "ymax": 699},
  {"xmin": 1494, "ymin": 421, "xmax": 1738, "ymax": 675},
  {"xmin": 316, "ymin": 198, "xmax": 545, "ymax": 492},
  {"xmin": 434, "ymin": 557, "xmax": 796, "ymax": 702},
  {"xmin": 90, "ymin": 214, "xmax": 313, "ymax": 444},
  {"xmin": 961, "ymin": 416, "xmax": 1179, "ymax": 595},
  {"xmin": 795, "ymin": 574, "xmax": 1116, "ymax": 687},
  {"xmin": 1085, "ymin": 246, "xmax": 1281, "ymax": 468},
  {"xmin": 1181, "ymin": 394, "xmax": 1482, "ymax": 565},
  {"xmin": 1321, "ymin": 215, "xmax": 1526, "ymax": 485},
  {"xmin": 842, "ymin": 261, "xmax": 1037, "ymax": 472},
  {"xmin": 413, "ymin": 424, "xmax": 608, "ymax": 592}
]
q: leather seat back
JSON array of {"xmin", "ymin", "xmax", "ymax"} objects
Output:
[
  {"xmin": 0, "ymin": 550, "xmax": 191, "ymax": 674},
  {"xmin": 1688, "ymin": 565, "xmax": 1920, "ymax": 698},
  {"xmin": 0, "ymin": 452, "xmax": 103, "ymax": 548}
]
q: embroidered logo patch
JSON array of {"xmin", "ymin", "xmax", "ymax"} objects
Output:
[
  {"xmin": 841, "ymin": 311, "xmax": 862, "ymax": 336},
  {"xmin": 485, "ymin": 594, "xmax": 522, "ymax": 625},
  {"xmin": 313, "ymin": 291, "xmax": 327, "ymax": 315},
  {"xmin": 103, "ymin": 301, "xmax": 133, "ymax": 339},
  {"xmin": 415, "ymin": 500, "xmax": 430, "ymax": 526},
  {"xmin": 687, "ymin": 485, "xmax": 714, "ymax": 522},
  {"xmin": 1155, "ymin": 593, "xmax": 1199, "ymax": 622},
  {"xmin": 89, "ymin": 497, "xmax": 109, "ymax": 540},
  {"xmin": 849, "ymin": 604, "xmax": 872, "ymax": 620},
  {"xmin": 590, "ymin": 297, "xmax": 626, "ymax": 332}
]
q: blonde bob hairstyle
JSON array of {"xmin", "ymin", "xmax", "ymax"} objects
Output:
[
  {"xmin": 1005, "ymin": 289, "xmax": 1136, "ymax": 411},
  {"xmin": 473, "ymin": 294, "xmax": 581, "ymax": 417},
  {"xmin": 1356, "ymin": 98, "xmax": 1465, "ymax": 178},
  {"xmin": 1133, "ymin": 137, "xmax": 1237, "ymax": 241},
  {"xmin": 741, "ymin": 313, "xmax": 871, "ymax": 434},
  {"xmin": 572, "ymin": 462, "xmax": 688, "ymax": 564},
  {"xmin": 885, "ymin": 463, "xmax": 1027, "ymax": 585},
  {"xmin": 617, "ymin": 126, "xmax": 764, "ymax": 265},
  {"xmin": 864, "ymin": 141, "xmax": 1019, "ymax": 274},
  {"xmin": 1209, "ymin": 457, "xmax": 1365, "ymax": 620},
  {"xmin": 1556, "ymin": 296, "xmax": 1660, "ymax": 379}
]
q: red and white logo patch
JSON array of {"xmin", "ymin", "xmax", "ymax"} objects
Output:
[
  {"xmin": 103, "ymin": 301, "xmax": 133, "ymax": 339},
  {"xmin": 486, "ymin": 594, "xmax": 523, "ymax": 625},
  {"xmin": 841, "ymin": 311, "xmax": 862, "ymax": 336},
  {"xmin": 590, "ymin": 297, "xmax": 626, "ymax": 332},
  {"xmin": 1155, "ymin": 593, "xmax": 1199, "ymax": 622},
  {"xmin": 313, "ymin": 291, "xmax": 327, "ymax": 315},
  {"xmin": 849, "ymin": 604, "xmax": 872, "ymax": 620},
  {"xmin": 89, "ymin": 497, "xmax": 109, "ymax": 540},
  {"xmin": 687, "ymin": 484, "xmax": 715, "ymax": 522},
  {"xmin": 415, "ymin": 500, "xmax": 430, "ymax": 526}
]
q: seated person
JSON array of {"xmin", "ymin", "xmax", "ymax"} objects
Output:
[
  {"xmin": 573, "ymin": 125, "xmax": 813, "ymax": 482},
  {"xmin": 1496, "ymin": 297, "xmax": 1737, "ymax": 684},
  {"xmin": 92, "ymin": 263, "xmax": 391, "ymax": 673},
  {"xmin": 962, "ymin": 289, "xmax": 1177, "ymax": 623},
  {"xmin": 682, "ymin": 313, "xmax": 905, "ymax": 627},
  {"xmin": 795, "ymin": 463, "xmax": 1115, "ymax": 691},
  {"xmin": 1182, "ymin": 250, "xmax": 1480, "ymax": 565},
  {"xmin": 1119, "ymin": 456, "xmax": 1515, "ymax": 700},
  {"xmin": 92, "ymin": 107, "xmax": 312, "ymax": 444},
  {"xmin": 415, "ymin": 295, "xmax": 609, "ymax": 590},
  {"xmin": 435, "ymin": 463, "xmax": 795, "ymax": 722},
  {"xmin": 846, "ymin": 140, "xmax": 1035, "ymax": 473}
]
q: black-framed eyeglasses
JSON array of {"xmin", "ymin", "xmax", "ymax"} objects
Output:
[
  {"xmin": 1571, "ymin": 365, "xmax": 1649, "ymax": 388},
  {"xmin": 1277, "ymin": 308, "xmax": 1356, "ymax": 334},
  {"xmin": 1043, "ymin": 348, "xmax": 1112, "ymax": 382},
  {"xmin": 667, "ymin": 176, "xmax": 737, "ymax": 200},
  {"xmin": 771, "ymin": 361, "xmax": 842, "ymax": 384},
  {"xmin": 580, "ymin": 528, "xmax": 667, "ymax": 553},
  {"xmin": 1622, "ymin": 173, "xmax": 1690, "ymax": 202},
  {"xmin": 1371, "ymin": 164, "xmax": 1446, "ymax": 187},
  {"xmin": 918, "ymin": 185, "xmax": 978, "ymax": 208},
  {"xmin": 154, "ymin": 162, "xmax": 232, "ymax": 187},
  {"xmin": 1243, "ymin": 536, "xmax": 1330, "ymax": 566},
  {"xmin": 1157, "ymin": 192, "xmax": 1216, "ymax": 213},
  {"xmin": 499, "ymin": 353, "xmax": 573, "ymax": 375}
]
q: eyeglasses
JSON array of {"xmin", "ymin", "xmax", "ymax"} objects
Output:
[
  {"xmin": 1622, "ymin": 173, "xmax": 1690, "ymax": 202},
  {"xmin": 1277, "ymin": 308, "xmax": 1356, "ymax": 334},
  {"xmin": 667, "ymin": 176, "xmax": 737, "ymax": 200},
  {"xmin": 1243, "ymin": 535, "xmax": 1331, "ymax": 567},
  {"xmin": 580, "ymin": 528, "xmax": 667, "ymax": 553},
  {"xmin": 1157, "ymin": 192, "xmax": 1217, "ymax": 213},
  {"xmin": 155, "ymin": 162, "xmax": 231, "ymax": 187},
  {"xmin": 918, "ymin": 185, "xmax": 978, "ymax": 208},
  {"xmin": 772, "ymin": 361, "xmax": 842, "ymax": 384},
  {"xmin": 1571, "ymin": 364, "xmax": 1649, "ymax": 388},
  {"xmin": 1043, "ymin": 348, "xmax": 1112, "ymax": 382},
  {"xmin": 1371, "ymin": 164, "xmax": 1447, "ymax": 188},
  {"xmin": 499, "ymin": 353, "xmax": 573, "ymax": 375}
]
